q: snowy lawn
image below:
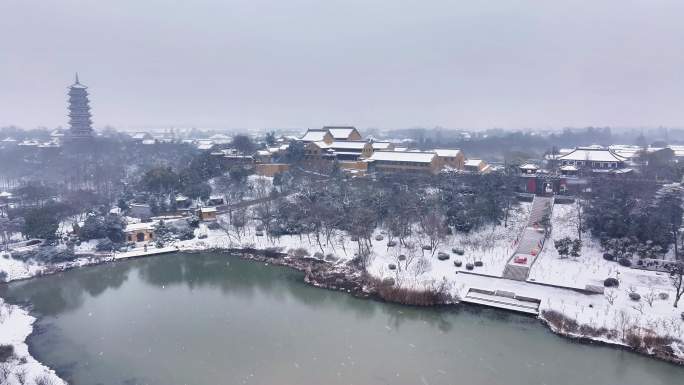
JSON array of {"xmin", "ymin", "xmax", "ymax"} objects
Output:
[{"xmin": 0, "ymin": 299, "xmax": 66, "ymax": 385}]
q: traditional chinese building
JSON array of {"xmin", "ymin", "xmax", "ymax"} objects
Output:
[{"xmin": 67, "ymin": 74, "xmax": 94, "ymax": 140}]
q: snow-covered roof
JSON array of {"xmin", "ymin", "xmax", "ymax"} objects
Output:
[
  {"xmin": 0, "ymin": 191, "xmax": 12, "ymax": 198},
  {"xmin": 368, "ymin": 151, "xmax": 436, "ymax": 163},
  {"xmin": 300, "ymin": 129, "xmax": 329, "ymax": 142},
  {"xmin": 465, "ymin": 159, "xmax": 484, "ymax": 167},
  {"xmin": 125, "ymin": 222, "xmax": 155, "ymax": 232},
  {"xmin": 141, "ymin": 139, "xmax": 156, "ymax": 145},
  {"xmin": 1, "ymin": 137, "xmax": 17, "ymax": 142},
  {"xmin": 393, "ymin": 147, "xmax": 408, "ymax": 152},
  {"xmin": 200, "ymin": 207, "xmax": 217, "ymax": 213},
  {"xmin": 558, "ymin": 147, "xmax": 626, "ymax": 162},
  {"xmin": 519, "ymin": 163, "xmax": 538, "ymax": 170},
  {"xmin": 326, "ymin": 141, "xmax": 368, "ymax": 150},
  {"xmin": 433, "ymin": 149, "xmax": 462, "ymax": 157},
  {"xmin": 325, "ymin": 126, "xmax": 357, "ymax": 139},
  {"xmin": 371, "ymin": 142, "xmax": 393, "ymax": 150},
  {"xmin": 560, "ymin": 165, "xmax": 577, "ymax": 171},
  {"xmin": 131, "ymin": 132, "xmax": 150, "ymax": 140},
  {"xmin": 256, "ymin": 150, "xmax": 270, "ymax": 156}
]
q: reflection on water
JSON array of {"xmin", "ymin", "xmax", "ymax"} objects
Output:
[{"xmin": 1, "ymin": 253, "xmax": 682, "ymax": 385}]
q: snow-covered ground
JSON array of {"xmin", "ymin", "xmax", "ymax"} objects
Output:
[
  {"xmin": 2, "ymin": 200, "xmax": 683, "ymax": 369},
  {"xmin": 0, "ymin": 250, "xmax": 105, "ymax": 283},
  {"xmin": 0, "ymin": 299, "xmax": 66, "ymax": 385},
  {"xmin": 174, "ymin": 203, "xmax": 684, "ymax": 359}
]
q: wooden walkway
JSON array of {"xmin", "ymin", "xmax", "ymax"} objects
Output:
[{"xmin": 462, "ymin": 288, "xmax": 541, "ymax": 315}]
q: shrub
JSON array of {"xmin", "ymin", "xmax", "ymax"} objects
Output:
[
  {"xmin": 288, "ymin": 248, "xmax": 310, "ymax": 258},
  {"xmin": 465, "ymin": 263, "xmax": 474, "ymax": 270},
  {"xmin": 603, "ymin": 278, "xmax": 619, "ymax": 287},
  {"xmin": 374, "ymin": 280, "xmax": 452, "ymax": 306},
  {"xmin": 26, "ymin": 239, "xmax": 41, "ymax": 246},
  {"xmin": 325, "ymin": 253, "xmax": 338, "ymax": 262},
  {"xmin": 375, "ymin": 235, "xmax": 384, "ymax": 241},
  {"xmin": 579, "ymin": 324, "xmax": 601, "ymax": 337},
  {"xmin": 474, "ymin": 261, "xmax": 483, "ymax": 267},
  {"xmin": 96, "ymin": 239, "xmax": 114, "ymax": 252},
  {"xmin": 388, "ymin": 263, "xmax": 397, "ymax": 270},
  {"xmin": 659, "ymin": 292, "xmax": 669, "ymax": 300},
  {"xmin": 541, "ymin": 310, "xmax": 565, "ymax": 330},
  {"xmin": 625, "ymin": 332, "xmax": 643, "ymax": 349},
  {"xmin": 206, "ymin": 222, "xmax": 221, "ymax": 230},
  {"xmin": 642, "ymin": 334, "xmax": 674, "ymax": 350},
  {"xmin": 437, "ymin": 252, "xmax": 449, "ymax": 261},
  {"xmin": 387, "ymin": 241, "xmax": 397, "ymax": 247},
  {"xmin": 0, "ymin": 344, "xmax": 14, "ymax": 362},
  {"xmin": 454, "ymin": 260, "xmax": 462, "ymax": 267},
  {"xmin": 398, "ymin": 254, "xmax": 406, "ymax": 261},
  {"xmin": 602, "ymin": 253, "xmax": 614, "ymax": 261},
  {"xmin": 629, "ymin": 292, "xmax": 641, "ymax": 301},
  {"xmin": 187, "ymin": 216, "xmax": 200, "ymax": 228},
  {"xmin": 177, "ymin": 227, "xmax": 195, "ymax": 241},
  {"xmin": 422, "ymin": 245, "xmax": 432, "ymax": 251},
  {"xmin": 618, "ymin": 258, "xmax": 632, "ymax": 267},
  {"xmin": 452, "ymin": 248, "xmax": 464, "ymax": 255},
  {"xmin": 313, "ymin": 252, "xmax": 324, "ymax": 259},
  {"xmin": 564, "ymin": 318, "xmax": 579, "ymax": 333}
]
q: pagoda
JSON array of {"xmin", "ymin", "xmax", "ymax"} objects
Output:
[{"xmin": 67, "ymin": 73, "xmax": 94, "ymax": 139}]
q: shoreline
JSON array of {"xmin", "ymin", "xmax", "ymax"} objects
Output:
[{"xmin": 0, "ymin": 245, "xmax": 681, "ymax": 385}]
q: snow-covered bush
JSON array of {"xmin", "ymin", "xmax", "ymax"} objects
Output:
[
  {"xmin": 603, "ymin": 278, "xmax": 619, "ymax": 287},
  {"xmin": 618, "ymin": 258, "xmax": 632, "ymax": 267}
]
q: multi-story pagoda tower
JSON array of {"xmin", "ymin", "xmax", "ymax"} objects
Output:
[{"xmin": 67, "ymin": 73, "xmax": 94, "ymax": 139}]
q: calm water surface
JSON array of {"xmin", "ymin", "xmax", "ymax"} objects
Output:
[{"xmin": 1, "ymin": 253, "xmax": 682, "ymax": 385}]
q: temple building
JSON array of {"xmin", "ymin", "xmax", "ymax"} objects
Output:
[{"xmin": 67, "ymin": 73, "xmax": 94, "ymax": 140}]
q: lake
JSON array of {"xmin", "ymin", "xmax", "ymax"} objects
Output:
[{"xmin": 1, "ymin": 253, "xmax": 682, "ymax": 385}]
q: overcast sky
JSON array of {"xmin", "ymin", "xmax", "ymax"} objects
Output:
[{"xmin": 1, "ymin": 0, "xmax": 683, "ymax": 132}]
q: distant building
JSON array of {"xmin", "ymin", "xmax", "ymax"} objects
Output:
[
  {"xmin": 370, "ymin": 141, "xmax": 394, "ymax": 152},
  {"xmin": 324, "ymin": 141, "xmax": 373, "ymax": 161},
  {"xmin": 300, "ymin": 129, "xmax": 334, "ymax": 144},
  {"xmin": 322, "ymin": 126, "xmax": 362, "ymax": 141},
  {"xmin": 66, "ymin": 73, "xmax": 94, "ymax": 140},
  {"xmin": 433, "ymin": 149, "xmax": 465, "ymax": 170},
  {"xmin": 519, "ymin": 163, "xmax": 539, "ymax": 175},
  {"xmin": 557, "ymin": 146, "xmax": 627, "ymax": 171},
  {"xmin": 125, "ymin": 222, "xmax": 155, "ymax": 243},
  {"xmin": 129, "ymin": 203, "xmax": 153, "ymax": 220},
  {"xmin": 198, "ymin": 206, "xmax": 217, "ymax": 221},
  {"xmin": 255, "ymin": 163, "xmax": 290, "ymax": 177},
  {"xmin": 367, "ymin": 151, "xmax": 441, "ymax": 174},
  {"xmin": 464, "ymin": 159, "xmax": 489, "ymax": 173},
  {"xmin": 207, "ymin": 195, "xmax": 225, "ymax": 206}
]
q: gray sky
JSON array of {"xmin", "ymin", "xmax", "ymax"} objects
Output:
[{"xmin": 1, "ymin": 0, "xmax": 683, "ymax": 131}]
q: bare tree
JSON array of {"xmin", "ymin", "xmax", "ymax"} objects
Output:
[
  {"xmin": 670, "ymin": 262, "xmax": 684, "ymax": 308},
  {"xmin": 419, "ymin": 212, "xmax": 447, "ymax": 257},
  {"xmin": 644, "ymin": 287, "xmax": 657, "ymax": 307}
]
